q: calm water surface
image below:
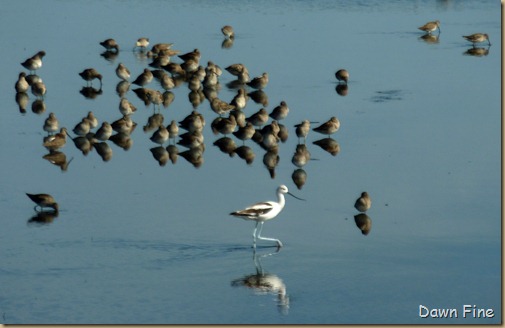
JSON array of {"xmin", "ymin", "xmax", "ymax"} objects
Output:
[{"xmin": 0, "ymin": 0, "xmax": 501, "ymax": 324}]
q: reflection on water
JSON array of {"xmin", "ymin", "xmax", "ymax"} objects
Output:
[
  {"xmin": 231, "ymin": 250, "xmax": 289, "ymax": 315},
  {"xmin": 354, "ymin": 213, "xmax": 372, "ymax": 236},
  {"xmin": 463, "ymin": 46, "xmax": 490, "ymax": 57},
  {"xmin": 27, "ymin": 210, "xmax": 59, "ymax": 226}
]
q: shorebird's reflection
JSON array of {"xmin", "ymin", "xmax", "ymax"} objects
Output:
[
  {"xmin": 100, "ymin": 50, "xmax": 119, "ymax": 62},
  {"xmin": 335, "ymin": 83, "xmax": 348, "ymax": 96},
  {"xmin": 313, "ymin": 138, "xmax": 340, "ymax": 156},
  {"xmin": 354, "ymin": 213, "xmax": 372, "ymax": 235},
  {"xmin": 418, "ymin": 33, "xmax": 439, "ymax": 44},
  {"xmin": 150, "ymin": 146, "xmax": 169, "ymax": 166},
  {"xmin": 93, "ymin": 141, "xmax": 113, "ymax": 161},
  {"xmin": 15, "ymin": 92, "xmax": 29, "ymax": 114},
  {"xmin": 31, "ymin": 99, "xmax": 46, "ymax": 114},
  {"xmin": 231, "ymin": 250, "xmax": 289, "ymax": 315},
  {"xmin": 222, "ymin": 38, "xmax": 234, "ymax": 49},
  {"xmin": 463, "ymin": 46, "xmax": 490, "ymax": 57},
  {"xmin": 213, "ymin": 136, "xmax": 237, "ymax": 157},
  {"xmin": 42, "ymin": 150, "xmax": 73, "ymax": 171},
  {"xmin": 27, "ymin": 210, "xmax": 59, "ymax": 226},
  {"xmin": 80, "ymin": 86, "xmax": 103, "ymax": 99},
  {"xmin": 292, "ymin": 168, "xmax": 307, "ymax": 190}
]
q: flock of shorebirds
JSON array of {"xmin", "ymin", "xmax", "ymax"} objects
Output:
[{"xmin": 20, "ymin": 21, "xmax": 490, "ymax": 245}]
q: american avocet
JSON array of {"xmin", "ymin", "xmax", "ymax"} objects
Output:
[
  {"xmin": 335, "ymin": 69, "xmax": 349, "ymax": 84},
  {"xmin": 354, "ymin": 192, "xmax": 371, "ymax": 213},
  {"xmin": 418, "ymin": 20, "xmax": 441, "ymax": 34},
  {"xmin": 463, "ymin": 33, "xmax": 491, "ymax": 46},
  {"xmin": 26, "ymin": 193, "xmax": 58, "ymax": 212},
  {"xmin": 230, "ymin": 185, "xmax": 304, "ymax": 248}
]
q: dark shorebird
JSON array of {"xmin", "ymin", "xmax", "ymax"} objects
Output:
[
  {"xmin": 26, "ymin": 193, "xmax": 58, "ymax": 212},
  {"xmin": 247, "ymin": 72, "xmax": 269, "ymax": 90},
  {"xmin": 79, "ymin": 68, "xmax": 103, "ymax": 87},
  {"xmin": 132, "ymin": 68, "xmax": 153, "ymax": 86},
  {"xmin": 269, "ymin": 101, "xmax": 289, "ymax": 121},
  {"xmin": 100, "ymin": 38, "xmax": 119, "ymax": 52}
]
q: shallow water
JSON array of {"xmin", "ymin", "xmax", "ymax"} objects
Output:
[{"xmin": 0, "ymin": 0, "xmax": 501, "ymax": 324}]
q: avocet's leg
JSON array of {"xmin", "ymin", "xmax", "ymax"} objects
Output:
[
  {"xmin": 252, "ymin": 221, "xmax": 259, "ymax": 248},
  {"xmin": 256, "ymin": 222, "xmax": 283, "ymax": 247}
]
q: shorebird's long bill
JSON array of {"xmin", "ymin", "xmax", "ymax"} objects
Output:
[{"xmin": 288, "ymin": 191, "xmax": 305, "ymax": 201}]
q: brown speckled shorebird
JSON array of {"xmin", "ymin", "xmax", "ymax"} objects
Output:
[
  {"xmin": 313, "ymin": 117, "xmax": 340, "ymax": 136},
  {"xmin": 463, "ymin": 33, "xmax": 491, "ymax": 46},
  {"xmin": 354, "ymin": 192, "xmax": 371, "ymax": 213},
  {"xmin": 26, "ymin": 193, "xmax": 59, "ymax": 212},
  {"xmin": 418, "ymin": 20, "xmax": 441, "ymax": 34}
]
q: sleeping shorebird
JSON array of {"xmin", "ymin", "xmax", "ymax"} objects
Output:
[
  {"xmin": 230, "ymin": 185, "xmax": 305, "ymax": 248},
  {"xmin": 335, "ymin": 69, "xmax": 349, "ymax": 84},
  {"xmin": 26, "ymin": 193, "xmax": 59, "ymax": 212},
  {"xmin": 221, "ymin": 25, "xmax": 235, "ymax": 39},
  {"xmin": 21, "ymin": 51, "xmax": 46, "ymax": 73},
  {"xmin": 354, "ymin": 192, "xmax": 371, "ymax": 213},
  {"xmin": 313, "ymin": 117, "xmax": 340, "ymax": 136}
]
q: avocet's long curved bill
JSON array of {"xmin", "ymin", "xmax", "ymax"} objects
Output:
[{"xmin": 287, "ymin": 191, "xmax": 305, "ymax": 201}]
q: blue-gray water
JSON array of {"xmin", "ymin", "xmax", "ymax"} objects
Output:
[{"xmin": 0, "ymin": 0, "xmax": 500, "ymax": 324}]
